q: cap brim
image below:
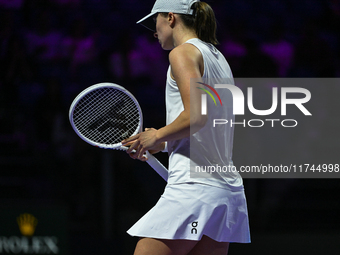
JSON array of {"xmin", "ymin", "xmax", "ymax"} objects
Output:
[{"xmin": 136, "ymin": 12, "xmax": 156, "ymax": 32}]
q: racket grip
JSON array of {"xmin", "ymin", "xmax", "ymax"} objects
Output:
[
  {"xmin": 120, "ymin": 145, "xmax": 168, "ymax": 181},
  {"xmin": 145, "ymin": 151, "xmax": 168, "ymax": 181}
]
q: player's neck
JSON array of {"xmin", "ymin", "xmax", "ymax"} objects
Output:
[{"xmin": 173, "ymin": 28, "xmax": 197, "ymax": 48}]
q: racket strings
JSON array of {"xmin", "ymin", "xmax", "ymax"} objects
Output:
[{"xmin": 72, "ymin": 88, "xmax": 141, "ymax": 145}]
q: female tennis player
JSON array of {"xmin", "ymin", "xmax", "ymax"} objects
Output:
[{"xmin": 122, "ymin": 0, "xmax": 250, "ymax": 254}]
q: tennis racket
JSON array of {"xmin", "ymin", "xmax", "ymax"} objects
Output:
[{"xmin": 69, "ymin": 82, "xmax": 168, "ymax": 181}]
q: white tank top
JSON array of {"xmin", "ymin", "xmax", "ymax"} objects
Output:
[{"xmin": 165, "ymin": 38, "xmax": 243, "ymax": 190}]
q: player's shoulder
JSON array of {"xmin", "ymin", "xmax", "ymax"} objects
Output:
[{"xmin": 169, "ymin": 41, "xmax": 202, "ymax": 64}]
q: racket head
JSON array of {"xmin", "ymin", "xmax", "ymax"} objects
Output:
[{"xmin": 69, "ymin": 82, "xmax": 143, "ymax": 149}]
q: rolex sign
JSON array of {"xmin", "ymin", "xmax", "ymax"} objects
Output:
[{"xmin": 0, "ymin": 205, "xmax": 68, "ymax": 255}]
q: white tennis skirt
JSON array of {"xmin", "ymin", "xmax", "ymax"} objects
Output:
[{"xmin": 127, "ymin": 183, "xmax": 250, "ymax": 243}]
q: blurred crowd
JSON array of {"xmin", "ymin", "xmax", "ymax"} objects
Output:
[{"xmin": 0, "ymin": 0, "xmax": 339, "ymax": 241}]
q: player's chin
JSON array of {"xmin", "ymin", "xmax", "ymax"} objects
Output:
[{"xmin": 161, "ymin": 42, "xmax": 173, "ymax": 51}]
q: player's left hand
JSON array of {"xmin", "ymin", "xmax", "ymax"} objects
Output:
[{"xmin": 122, "ymin": 128, "xmax": 160, "ymax": 161}]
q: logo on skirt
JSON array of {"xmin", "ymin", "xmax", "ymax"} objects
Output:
[{"xmin": 191, "ymin": 221, "xmax": 198, "ymax": 234}]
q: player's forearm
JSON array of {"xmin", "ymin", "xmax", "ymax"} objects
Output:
[
  {"xmin": 155, "ymin": 110, "xmax": 206, "ymax": 144},
  {"xmin": 156, "ymin": 111, "xmax": 190, "ymax": 143}
]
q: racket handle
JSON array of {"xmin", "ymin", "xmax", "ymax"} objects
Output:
[
  {"xmin": 145, "ymin": 151, "xmax": 168, "ymax": 181},
  {"xmin": 120, "ymin": 146, "xmax": 168, "ymax": 181}
]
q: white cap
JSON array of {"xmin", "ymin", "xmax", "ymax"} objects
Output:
[{"xmin": 137, "ymin": 0, "xmax": 200, "ymax": 32}]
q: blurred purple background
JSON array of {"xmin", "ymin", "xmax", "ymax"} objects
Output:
[{"xmin": 0, "ymin": 0, "xmax": 339, "ymax": 254}]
